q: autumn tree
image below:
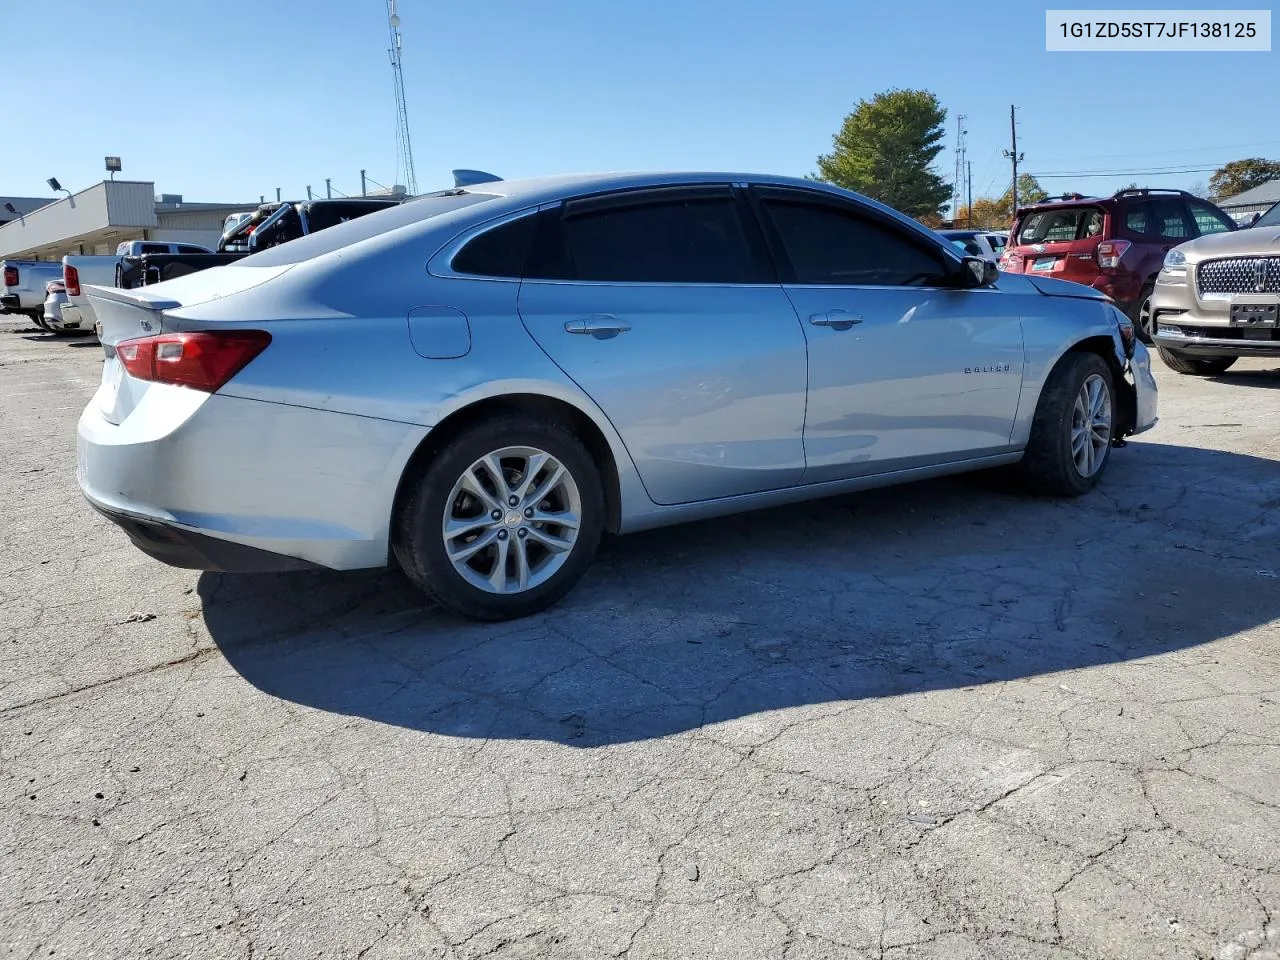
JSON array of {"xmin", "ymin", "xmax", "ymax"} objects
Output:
[
  {"xmin": 1209, "ymin": 159, "xmax": 1280, "ymax": 199},
  {"xmin": 815, "ymin": 89, "xmax": 951, "ymax": 219}
]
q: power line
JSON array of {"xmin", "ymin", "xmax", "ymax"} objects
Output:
[
  {"xmin": 1032, "ymin": 166, "xmax": 1219, "ymax": 180},
  {"xmin": 1031, "ymin": 138, "xmax": 1280, "ymax": 166}
]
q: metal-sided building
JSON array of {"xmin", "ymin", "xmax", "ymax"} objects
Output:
[{"xmin": 0, "ymin": 181, "xmax": 257, "ymax": 260}]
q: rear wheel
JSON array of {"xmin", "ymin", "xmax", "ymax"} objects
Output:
[
  {"xmin": 1156, "ymin": 348, "xmax": 1237, "ymax": 377},
  {"xmin": 1018, "ymin": 351, "xmax": 1115, "ymax": 497},
  {"xmin": 393, "ymin": 415, "xmax": 605, "ymax": 621},
  {"xmin": 31, "ymin": 313, "xmax": 50, "ymax": 331}
]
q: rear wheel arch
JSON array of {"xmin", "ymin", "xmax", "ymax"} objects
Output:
[{"xmin": 391, "ymin": 392, "xmax": 623, "ymax": 538}]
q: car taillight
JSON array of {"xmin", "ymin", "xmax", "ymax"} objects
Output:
[
  {"xmin": 1096, "ymin": 240, "xmax": 1131, "ymax": 270},
  {"xmin": 46, "ymin": 281, "xmax": 64, "ymax": 294},
  {"xmin": 3, "ymin": 267, "xmax": 17, "ymax": 286},
  {"xmin": 116, "ymin": 330, "xmax": 271, "ymax": 392},
  {"xmin": 64, "ymin": 264, "xmax": 81, "ymax": 297}
]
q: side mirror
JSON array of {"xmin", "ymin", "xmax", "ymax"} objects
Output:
[{"xmin": 961, "ymin": 256, "xmax": 999, "ymax": 288}]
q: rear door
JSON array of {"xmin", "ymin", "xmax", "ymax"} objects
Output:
[
  {"xmin": 516, "ymin": 184, "xmax": 809, "ymax": 505},
  {"xmin": 749, "ymin": 185, "xmax": 1024, "ymax": 482}
]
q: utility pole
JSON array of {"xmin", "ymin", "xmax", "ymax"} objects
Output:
[
  {"xmin": 967, "ymin": 160, "xmax": 974, "ymax": 228},
  {"xmin": 275, "ymin": 187, "xmax": 281, "ymax": 203},
  {"xmin": 307, "ymin": 185, "xmax": 313, "ymax": 201},
  {"xmin": 1002, "ymin": 105, "xmax": 1025, "ymax": 214},
  {"xmin": 952, "ymin": 113, "xmax": 968, "ymax": 224},
  {"xmin": 360, "ymin": 169, "xmax": 367, "ymax": 197},
  {"xmin": 325, "ymin": 178, "xmax": 332, "ymax": 199}
]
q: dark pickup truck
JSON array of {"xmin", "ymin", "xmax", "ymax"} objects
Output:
[{"xmin": 116, "ymin": 197, "xmax": 403, "ymax": 289}]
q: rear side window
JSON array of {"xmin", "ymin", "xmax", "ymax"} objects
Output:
[
  {"xmin": 176, "ymin": 245, "xmax": 208, "ymax": 254},
  {"xmin": 1017, "ymin": 207, "xmax": 1105, "ymax": 244},
  {"xmin": 1188, "ymin": 200, "xmax": 1234, "ymax": 236},
  {"xmin": 452, "ymin": 213, "xmax": 536, "ymax": 278},
  {"xmin": 1124, "ymin": 202, "xmax": 1150, "ymax": 235},
  {"xmin": 138, "ymin": 243, "xmax": 168, "ymax": 255},
  {"xmin": 1150, "ymin": 199, "xmax": 1192, "ymax": 240},
  {"xmin": 245, "ymin": 192, "xmax": 497, "ymax": 267},
  {"xmin": 763, "ymin": 199, "xmax": 949, "ymax": 286},
  {"xmin": 986, "ymin": 234, "xmax": 1007, "ymax": 252},
  {"xmin": 542, "ymin": 193, "xmax": 761, "ymax": 284}
]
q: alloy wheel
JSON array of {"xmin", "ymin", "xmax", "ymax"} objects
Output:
[
  {"xmin": 441, "ymin": 446, "xmax": 582, "ymax": 595},
  {"xmin": 1070, "ymin": 373, "xmax": 1112, "ymax": 478}
]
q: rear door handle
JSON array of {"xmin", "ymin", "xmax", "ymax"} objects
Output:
[
  {"xmin": 565, "ymin": 314, "xmax": 632, "ymax": 339},
  {"xmin": 808, "ymin": 309, "xmax": 862, "ymax": 331}
]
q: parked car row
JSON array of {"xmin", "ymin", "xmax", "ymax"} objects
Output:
[
  {"xmin": 947, "ymin": 188, "xmax": 1280, "ymax": 375},
  {"xmin": 1, "ymin": 198, "xmax": 405, "ymax": 338},
  {"xmin": 74, "ymin": 170, "xmax": 1157, "ymax": 621}
]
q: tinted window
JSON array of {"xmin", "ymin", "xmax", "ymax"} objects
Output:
[
  {"xmin": 986, "ymin": 234, "xmax": 1006, "ymax": 251},
  {"xmin": 950, "ymin": 239, "xmax": 983, "ymax": 257},
  {"xmin": 1150, "ymin": 199, "xmax": 1191, "ymax": 240},
  {"xmin": 764, "ymin": 200, "xmax": 949, "ymax": 286},
  {"xmin": 1124, "ymin": 202, "xmax": 1150, "ymax": 235},
  {"xmin": 246, "ymin": 192, "xmax": 497, "ymax": 267},
  {"xmin": 139, "ymin": 243, "xmax": 168, "ymax": 255},
  {"xmin": 305, "ymin": 201, "xmax": 399, "ymax": 232},
  {"xmin": 452, "ymin": 213, "xmax": 536, "ymax": 277},
  {"xmin": 1017, "ymin": 206, "xmax": 1105, "ymax": 244},
  {"xmin": 176, "ymin": 245, "xmax": 208, "ymax": 254},
  {"xmin": 1254, "ymin": 201, "xmax": 1280, "ymax": 229},
  {"xmin": 1188, "ymin": 201, "xmax": 1234, "ymax": 236},
  {"xmin": 554, "ymin": 195, "xmax": 759, "ymax": 284}
]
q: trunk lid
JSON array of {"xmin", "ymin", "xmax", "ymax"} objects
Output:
[{"xmin": 86, "ymin": 263, "xmax": 291, "ymax": 424}]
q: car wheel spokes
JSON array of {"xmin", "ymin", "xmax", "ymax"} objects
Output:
[
  {"xmin": 1070, "ymin": 373, "xmax": 1112, "ymax": 478},
  {"xmin": 443, "ymin": 445, "xmax": 582, "ymax": 595}
]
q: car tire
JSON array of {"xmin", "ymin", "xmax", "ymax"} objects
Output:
[
  {"xmin": 1132, "ymin": 283, "xmax": 1155, "ymax": 344},
  {"xmin": 393, "ymin": 415, "xmax": 605, "ymax": 621},
  {"xmin": 32, "ymin": 314, "xmax": 50, "ymax": 331},
  {"xmin": 1155, "ymin": 348, "xmax": 1237, "ymax": 377},
  {"xmin": 1018, "ymin": 351, "xmax": 1115, "ymax": 497}
]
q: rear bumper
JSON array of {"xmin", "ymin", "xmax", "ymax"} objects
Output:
[
  {"xmin": 76, "ymin": 386, "xmax": 428, "ymax": 572},
  {"xmin": 1, "ymin": 294, "xmax": 21, "ymax": 313},
  {"xmin": 85, "ymin": 497, "xmax": 319, "ymax": 572}
]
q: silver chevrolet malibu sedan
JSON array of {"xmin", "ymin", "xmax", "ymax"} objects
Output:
[{"xmin": 78, "ymin": 172, "xmax": 1158, "ymax": 620}]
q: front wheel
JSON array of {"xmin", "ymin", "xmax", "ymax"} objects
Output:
[
  {"xmin": 1156, "ymin": 348, "xmax": 1237, "ymax": 377},
  {"xmin": 1133, "ymin": 284, "xmax": 1155, "ymax": 344},
  {"xmin": 393, "ymin": 415, "xmax": 605, "ymax": 621},
  {"xmin": 1018, "ymin": 351, "xmax": 1115, "ymax": 497}
]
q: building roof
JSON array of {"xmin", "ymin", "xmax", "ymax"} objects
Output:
[
  {"xmin": 0, "ymin": 196, "xmax": 58, "ymax": 219},
  {"xmin": 1218, "ymin": 179, "xmax": 1280, "ymax": 209}
]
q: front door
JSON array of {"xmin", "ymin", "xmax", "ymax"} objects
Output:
[
  {"xmin": 750, "ymin": 186, "xmax": 1025, "ymax": 484},
  {"xmin": 517, "ymin": 185, "xmax": 809, "ymax": 505}
]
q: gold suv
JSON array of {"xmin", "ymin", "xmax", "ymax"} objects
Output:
[{"xmin": 1149, "ymin": 201, "xmax": 1280, "ymax": 375}]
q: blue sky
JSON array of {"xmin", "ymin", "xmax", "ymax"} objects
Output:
[{"xmin": 5, "ymin": 0, "xmax": 1278, "ymax": 207}]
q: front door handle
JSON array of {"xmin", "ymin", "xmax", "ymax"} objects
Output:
[
  {"xmin": 565, "ymin": 314, "xmax": 632, "ymax": 339},
  {"xmin": 808, "ymin": 309, "xmax": 862, "ymax": 331}
]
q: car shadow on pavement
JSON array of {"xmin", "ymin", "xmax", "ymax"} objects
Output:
[
  {"xmin": 1211, "ymin": 367, "xmax": 1280, "ymax": 389},
  {"xmin": 202, "ymin": 441, "xmax": 1280, "ymax": 747}
]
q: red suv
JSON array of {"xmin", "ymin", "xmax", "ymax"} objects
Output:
[{"xmin": 999, "ymin": 188, "xmax": 1237, "ymax": 341}]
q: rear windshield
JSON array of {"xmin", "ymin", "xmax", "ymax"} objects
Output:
[
  {"xmin": 1016, "ymin": 206, "xmax": 1105, "ymax": 245},
  {"xmin": 243, "ymin": 192, "xmax": 500, "ymax": 266}
]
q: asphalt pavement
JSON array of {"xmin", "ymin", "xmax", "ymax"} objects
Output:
[{"xmin": 3, "ymin": 318, "xmax": 1279, "ymax": 959}]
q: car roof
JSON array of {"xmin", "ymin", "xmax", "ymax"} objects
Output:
[{"xmin": 422, "ymin": 170, "xmax": 852, "ymax": 204}]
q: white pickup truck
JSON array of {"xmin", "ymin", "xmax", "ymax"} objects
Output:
[
  {"xmin": 60, "ymin": 240, "xmax": 213, "ymax": 335},
  {"xmin": 2, "ymin": 260, "xmax": 63, "ymax": 325}
]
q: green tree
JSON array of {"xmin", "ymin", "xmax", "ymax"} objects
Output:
[
  {"xmin": 1002, "ymin": 173, "xmax": 1048, "ymax": 209},
  {"xmin": 815, "ymin": 88, "xmax": 951, "ymax": 219},
  {"xmin": 1209, "ymin": 159, "xmax": 1280, "ymax": 199}
]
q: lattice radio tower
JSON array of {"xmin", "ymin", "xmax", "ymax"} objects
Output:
[
  {"xmin": 951, "ymin": 113, "xmax": 968, "ymax": 220},
  {"xmin": 386, "ymin": 0, "xmax": 418, "ymax": 195}
]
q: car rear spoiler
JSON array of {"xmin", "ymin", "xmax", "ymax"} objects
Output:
[{"xmin": 84, "ymin": 283, "xmax": 180, "ymax": 312}]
